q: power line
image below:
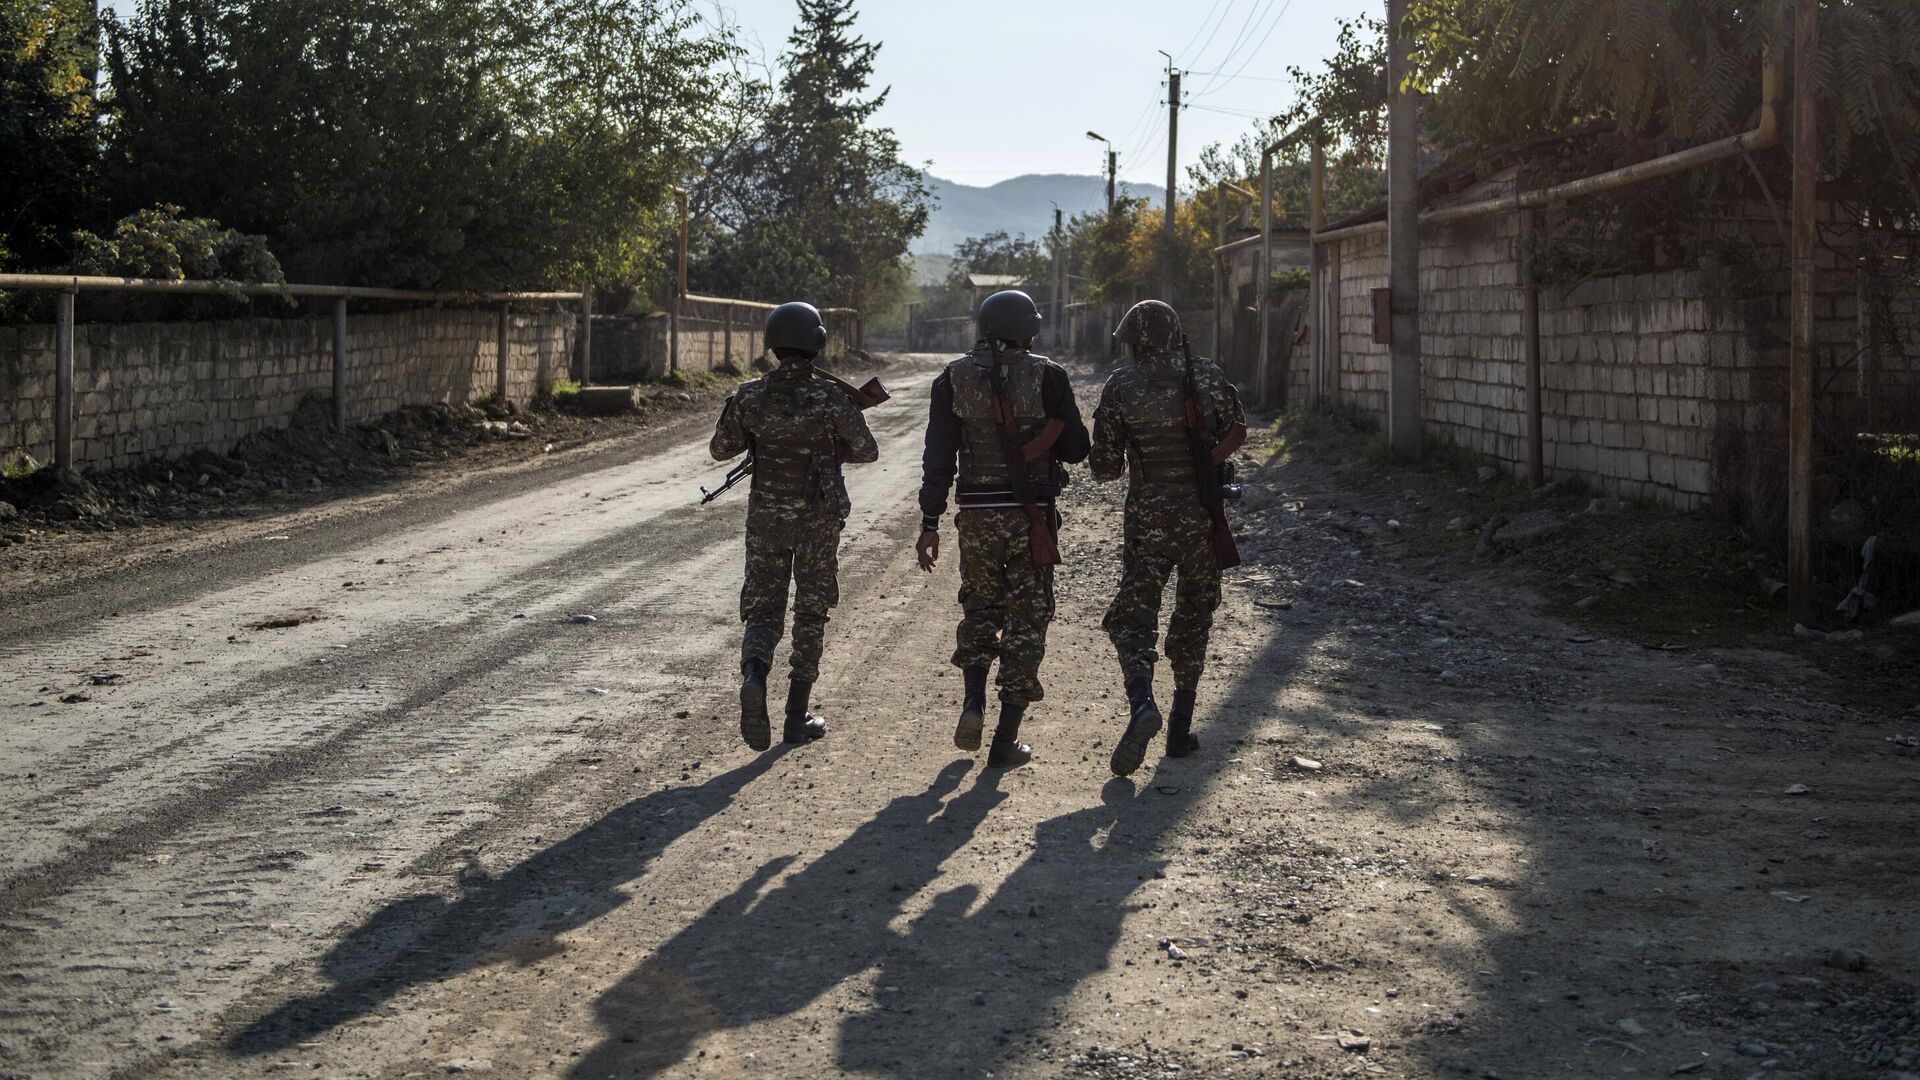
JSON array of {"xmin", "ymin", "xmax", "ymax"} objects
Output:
[
  {"xmin": 1175, "ymin": 0, "xmax": 1236, "ymax": 69},
  {"xmin": 1173, "ymin": 0, "xmax": 1232, "ymax": 64},
  {"xmin": 1194, "ymin": 0, "xmax": 1296, "ymax": 97},
  {"xmin": 1191, "ymin": 0, "xmax": 1273, "ymax": 96},
  {"xmin": 1184, "ymin": 102, "xmax": 1280, "ymax": 121},
  {"xmin": 1180, "ymin": 68, "xmax": 1294, "ymax": 83}
]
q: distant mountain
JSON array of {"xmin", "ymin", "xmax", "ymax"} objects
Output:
[{"xmin": 916, "ymin": 173, "xmax": 1166, "ymax": 256}]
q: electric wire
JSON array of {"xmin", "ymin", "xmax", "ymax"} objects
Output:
[
  {"xmin": 1191, "ymin": 0, "xmax": 1274, "ymax": 97},
  {"xmin": 1193, "ymin": 0, "xmax": 1296, "ymax": 97}
]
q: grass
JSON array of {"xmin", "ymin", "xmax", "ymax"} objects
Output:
[
  {"xmin": 2, "ymin": 452, "xmax": 41, "ymax": 480},
  {"xmin": 546, "ymin": 377, "xmax": 582, "ymax": 400}
]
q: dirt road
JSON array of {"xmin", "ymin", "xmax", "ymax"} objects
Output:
[{"xmin": 2, "ymin": 355, "xmax": 1914, "ymax": 1080}]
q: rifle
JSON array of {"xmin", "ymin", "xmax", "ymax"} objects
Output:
[
  {"xmin": 1180, "ymin": 334, "xmax": 1242, "ymax": 570},
  {"xmin": 699, "ymin": 363, "xmax": 890, "ymax": 504},
  {"xmin": 987, "ymin": 343, "xmax": 1062, "ymax": 566}
]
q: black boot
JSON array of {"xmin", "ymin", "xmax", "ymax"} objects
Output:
[
  {"xmin": 1110, "ymin": 669, "xmax": 1162, "ymax": 778},
  {"xmin": 783, "ymin": 679, "xmax": 827, "ymax": 743},
  {"xmin": 739, "ymin": 658, "xmax": 771, "ymax": 751},
  {"xmin": 1166, "ymin": 688, "xmax": 1200, "ymax": 758},
  {"xmin": 986, "ymin": 702, "xmax": 1032, "ymax": 769},
  {"xmin": 953, "ymin": 665, "xmax": 989, "ymax": 751}
]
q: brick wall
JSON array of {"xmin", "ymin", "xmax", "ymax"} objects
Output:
[
  {"xmin": 1321, "ymin": 183, "xmax": 1920, "ymax": 510},
  {"xmin": 0, "ymin": 306, "xmax": 576, "ymax": 473}
]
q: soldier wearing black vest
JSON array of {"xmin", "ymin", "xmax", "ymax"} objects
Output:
[
  {"xmin": 916, "ymin": 290, "xmax": 1089, "ymax": 768},
  {"xmin": 711, "ymin": 302, "xmax": 879, "ymax": 751}
]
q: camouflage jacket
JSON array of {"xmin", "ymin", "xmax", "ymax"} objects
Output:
[
  {"xmin": 1090, "ymin": 349, "xmax": 1244, "ymax": 512},
  {"xmin": 712, "ymin": 364, "xmax": 879, "ymax": 521}
]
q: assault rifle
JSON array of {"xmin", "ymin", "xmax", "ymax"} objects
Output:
[
  {"xmin": 699, "ymin": 364, "xmax": 889, "ymax": 504},
  {"xmin": 1180, "ymin": 334, "xmax": 1244, "ymax": 570},
  {"xmin": 988, "ymin": 343, "xmax": 1064, "ymax": 566}
]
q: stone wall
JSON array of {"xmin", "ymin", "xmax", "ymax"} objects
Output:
[
  {"xmin": 0, "ymin": 306, "xmax": 576, "ymax": 474},
  {"xmin": 594, "ymin": 303, "xmax": 864, "ymax": 382},
  {"xmin": 1320, "ymin": 183, "xmax": 1920, "ymax": 510}
]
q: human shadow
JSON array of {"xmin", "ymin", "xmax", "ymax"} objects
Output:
[
  {"xmin": 834, "ymin": 778, "xmax": 1158, "ymax": 1077},
  {"xmin": 230, "ymin": 750, "xmax": 784, "ymax": 1055},
  {"xmin": 567, "ymin": 758, "xmax": 1006, "ymax": 1079},
  {"xmin": 830, "ymin": 603, "xmax": 1324, "ymax": 1078}
]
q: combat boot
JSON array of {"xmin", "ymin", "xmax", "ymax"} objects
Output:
[
  {"xmin": 1166, "ymin": 687, "xmax": 1200, "ymax": 758},
  {"xmin": 953, "ymin": 664, "xmax": 989, "ymax": 751},
  {"xmin": 740, "ymin": 658, "xmax": 771, "ymax": 751},
  {"xmin": 783, "ymin": 679, "xmax": 827, "ymax": 743},
  {"xmin": 986, "ymin": 702, "xmax": 1032, "ymax": 769},
  {"xmin": 1110, "ymin": 670, "xmax": 1162, "ymax": 777}
]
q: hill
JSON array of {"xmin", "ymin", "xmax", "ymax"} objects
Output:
[{"xmin": 916, "ymin": 173, "xmax": 1165, "ymax": 255}]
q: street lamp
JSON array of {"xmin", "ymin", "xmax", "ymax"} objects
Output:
[{"xmin": 1086, "ymin": 131, "xmax": 1116, "ymax": 212}]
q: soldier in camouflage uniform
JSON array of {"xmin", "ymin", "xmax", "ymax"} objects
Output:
[
  {"xmin": 917, "ymin": 290, "xmax": 1089, "ymax": 769},
  {"xmin": 1090, "ymin": 300, "xmax": 1247, "ymax": 777},
  {"xmin": 711, "ymin": 302, "xmax": 879, "ymax": 751}
]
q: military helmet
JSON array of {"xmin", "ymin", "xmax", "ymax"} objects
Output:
[
  {"xmin": 764, "ymin": 301, "xmax": 828, "ymax": 354},
  {"xmin": 1114, "ymin": 300, "xmax": 1181, "ymax": 351},
  {"xmin": 976, "ymin": 289, "xmax": 1043, "ymax": 343}
]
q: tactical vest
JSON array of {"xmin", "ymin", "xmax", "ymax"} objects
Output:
[
  {"xmin": 1125, "ymin": 362, "xmax": 1201, "ymax": 488},
  {"xmin": 747, "ymin": 375, "xmax": 840, "ymax": 504},
  {"xmin": 948, "ymin": 347, "xmax": 1061, "ymax": 500}
]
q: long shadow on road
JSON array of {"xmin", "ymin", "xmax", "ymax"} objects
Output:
[
  {"xmin": 568, "ymin": 606, "xmax": 1324, "ymax": 1078},
  {"xmin": 229, "ymin": 750, "xmax": 784, "ymax": 1056},
  {"xmin": 566, "ymin": 759, "xmax": 1007, "ymax": 1078}
]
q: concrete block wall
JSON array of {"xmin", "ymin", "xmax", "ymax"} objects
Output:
[{"xmin": 0, "ymin": 306, "xmax": 575, "ymax": 473}]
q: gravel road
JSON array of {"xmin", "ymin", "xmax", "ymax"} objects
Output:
[{"xmin": 2, "ymin": 355, "xmax": 1914, "ymax": 1080}]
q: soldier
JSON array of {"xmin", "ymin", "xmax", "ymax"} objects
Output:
[
  {"xmin": 916, "ymin": 290, "xmax": 1090, "ymax": 769},
  {"xmin": 711, "ymin": 301, "xmax": 879, "ymax": 751},
  {"xmin": 1090, "ymin": 300, "xmax": 1246, "ymax": 777}
]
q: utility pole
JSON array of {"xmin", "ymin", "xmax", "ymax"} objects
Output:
[
  {"xmin": 1107, "ymin": 151, "xmax": 1118, "ymax": 212},
  {"xmin": 1788, "ymin": 0, "xmax": 1818, "ymax": 623},
  {"xmin": 671, "ymin": 187, "xmax": 688, "ymax": 377},
  {"xmin": 1161, "ymin": 52, "xmax": 1181, "ymax": 302},
  {"xmin": 1053, "ymin": 206, "xmax": 1067, "ymax": 353},
  {"xmin": 1385, "ymin": 0, "xmax": 1422, "ymax": 460}
]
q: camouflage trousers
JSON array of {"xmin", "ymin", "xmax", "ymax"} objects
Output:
[
  {"xmin": 1102, "ymin": 496, "xmax": 1220, "ymax": 690},
  {"xmin": 740, "ymin": 508, "xmax": 843, "ymax": 683},
  {"xmin": 952, "ymin": 506, "xmax": 1057, "ymax": 705}
]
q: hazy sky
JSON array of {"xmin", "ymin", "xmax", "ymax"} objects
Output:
[{"xmin": 104, "ymin": 0, "xmax": 1357, "ymax": 203}]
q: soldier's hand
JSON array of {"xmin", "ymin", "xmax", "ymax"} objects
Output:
[{"xmin": 916, "ymin": 529, "xmax": 939, "ymax": 572}]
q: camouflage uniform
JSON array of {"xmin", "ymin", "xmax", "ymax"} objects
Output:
[
  {"xmin": 920, "ymin": 342, "xmax": 1088, "ymax": 706},
  {"xmin": 711, "ymin": 364, "xmax": 878, "ymax": 682},
  {"xmin": 1090, "ymin": 310, "xmax": 1245, "ymax": 691}
]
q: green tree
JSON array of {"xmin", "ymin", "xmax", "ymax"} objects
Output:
[
  {"xmin": 692, "ymin": 0, "xmax": 930, "ymax": 311},
  {"xmin": 1, "ymin": 0, "xmax": 98, "ymax": 271},
  {"xmin": 101, "ymin": 0, "xmax": 735, "ymax": 291}
]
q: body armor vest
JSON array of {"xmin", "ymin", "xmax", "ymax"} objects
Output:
[
  {"xmin": 1125, "ymin": 364, "xmax": 1201, "ymax": 489},
  {"xmin": 747, "ymin": 376, "xmax": 840, "ymax": 504},
  {"xmin": 948, "ymin": 347, "xmax": 1061, "ymax": 500}
]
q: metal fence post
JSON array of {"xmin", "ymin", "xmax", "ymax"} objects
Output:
[
  {"xmin": 496, "ymin": 302, "xmax": 510, "ymax": 402},
  {"xmin": 54, "ymin": 289, "xmax": 75, "ymax": 473},
  {"xmin": 1521, "ymin": 209, "xmax": 1544, "ymax": 488},
  {"xmin": 331, "ymin": 298, "xmax": 348, "ymax": 432},
  {"xmin": 579, "ymin": 288, "xmax": 593, "ymax": 386}
]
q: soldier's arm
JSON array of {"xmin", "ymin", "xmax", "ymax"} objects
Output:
[
  {"xmin": 1088, "ymin": 380, "xmax": 1127, "ymax": 482},
  {"xmin": 834, "ymin": 393, "xmax": 879, "ymax": 464},
  {"xmin": 1040, "ymin": 364, "xmax": 1091, "ymax": 465},
  {"xmin": 710, "ymin": 395, "xmax": 748, "ymax": 461},
  {"xmin": 917, "ymin": 370, "xmax": 960, "ymax": 530}
]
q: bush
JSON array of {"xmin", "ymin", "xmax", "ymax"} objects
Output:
[{"xmin": 70, "ymin": 205, "xmax": 284, "ymax": 284}]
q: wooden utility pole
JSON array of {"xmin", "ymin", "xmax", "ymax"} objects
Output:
[
  {"xmin": 1309, "ymin": 141, "xmax": 1326, "ymax": 405},
  {"xmin": 1385, "ymin": 0, "xmax": 1422, "ymax": 460},
  {"xmin": 1788, "ymin": 0, "xmax": 1818, "ymax": 623},
  {"xmin": 1163, "ymin": 57, "xmax": 1181, "ymax": 302}
]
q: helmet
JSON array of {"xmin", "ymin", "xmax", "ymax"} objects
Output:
[
  {"xmin": 1114, "ymin": 300, "xmax": 1181, "ymax": 351},
  {"xmin": 976, "ymin": 290, "xmax": 1043, "ymax": 343},
  {"xmin": 764, "ymin": 301, "xmax": 828, "ymax": 354}
]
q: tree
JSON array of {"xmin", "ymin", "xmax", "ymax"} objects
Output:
[
  {"xmin": 692, "ymin": 0, "xmax": 930, "ymax": 312},
  {"xmin": 1, "ymin": 0, "xmax": 97, "ymax": 272},
  {"xmin": 100, "ymin": 0, "xmax": 736, "ymax": 291}
]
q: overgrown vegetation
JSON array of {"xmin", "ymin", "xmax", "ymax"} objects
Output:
[{"xmin": 1, "ymin": 0, "xmax": 929, "ymax": 316}]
